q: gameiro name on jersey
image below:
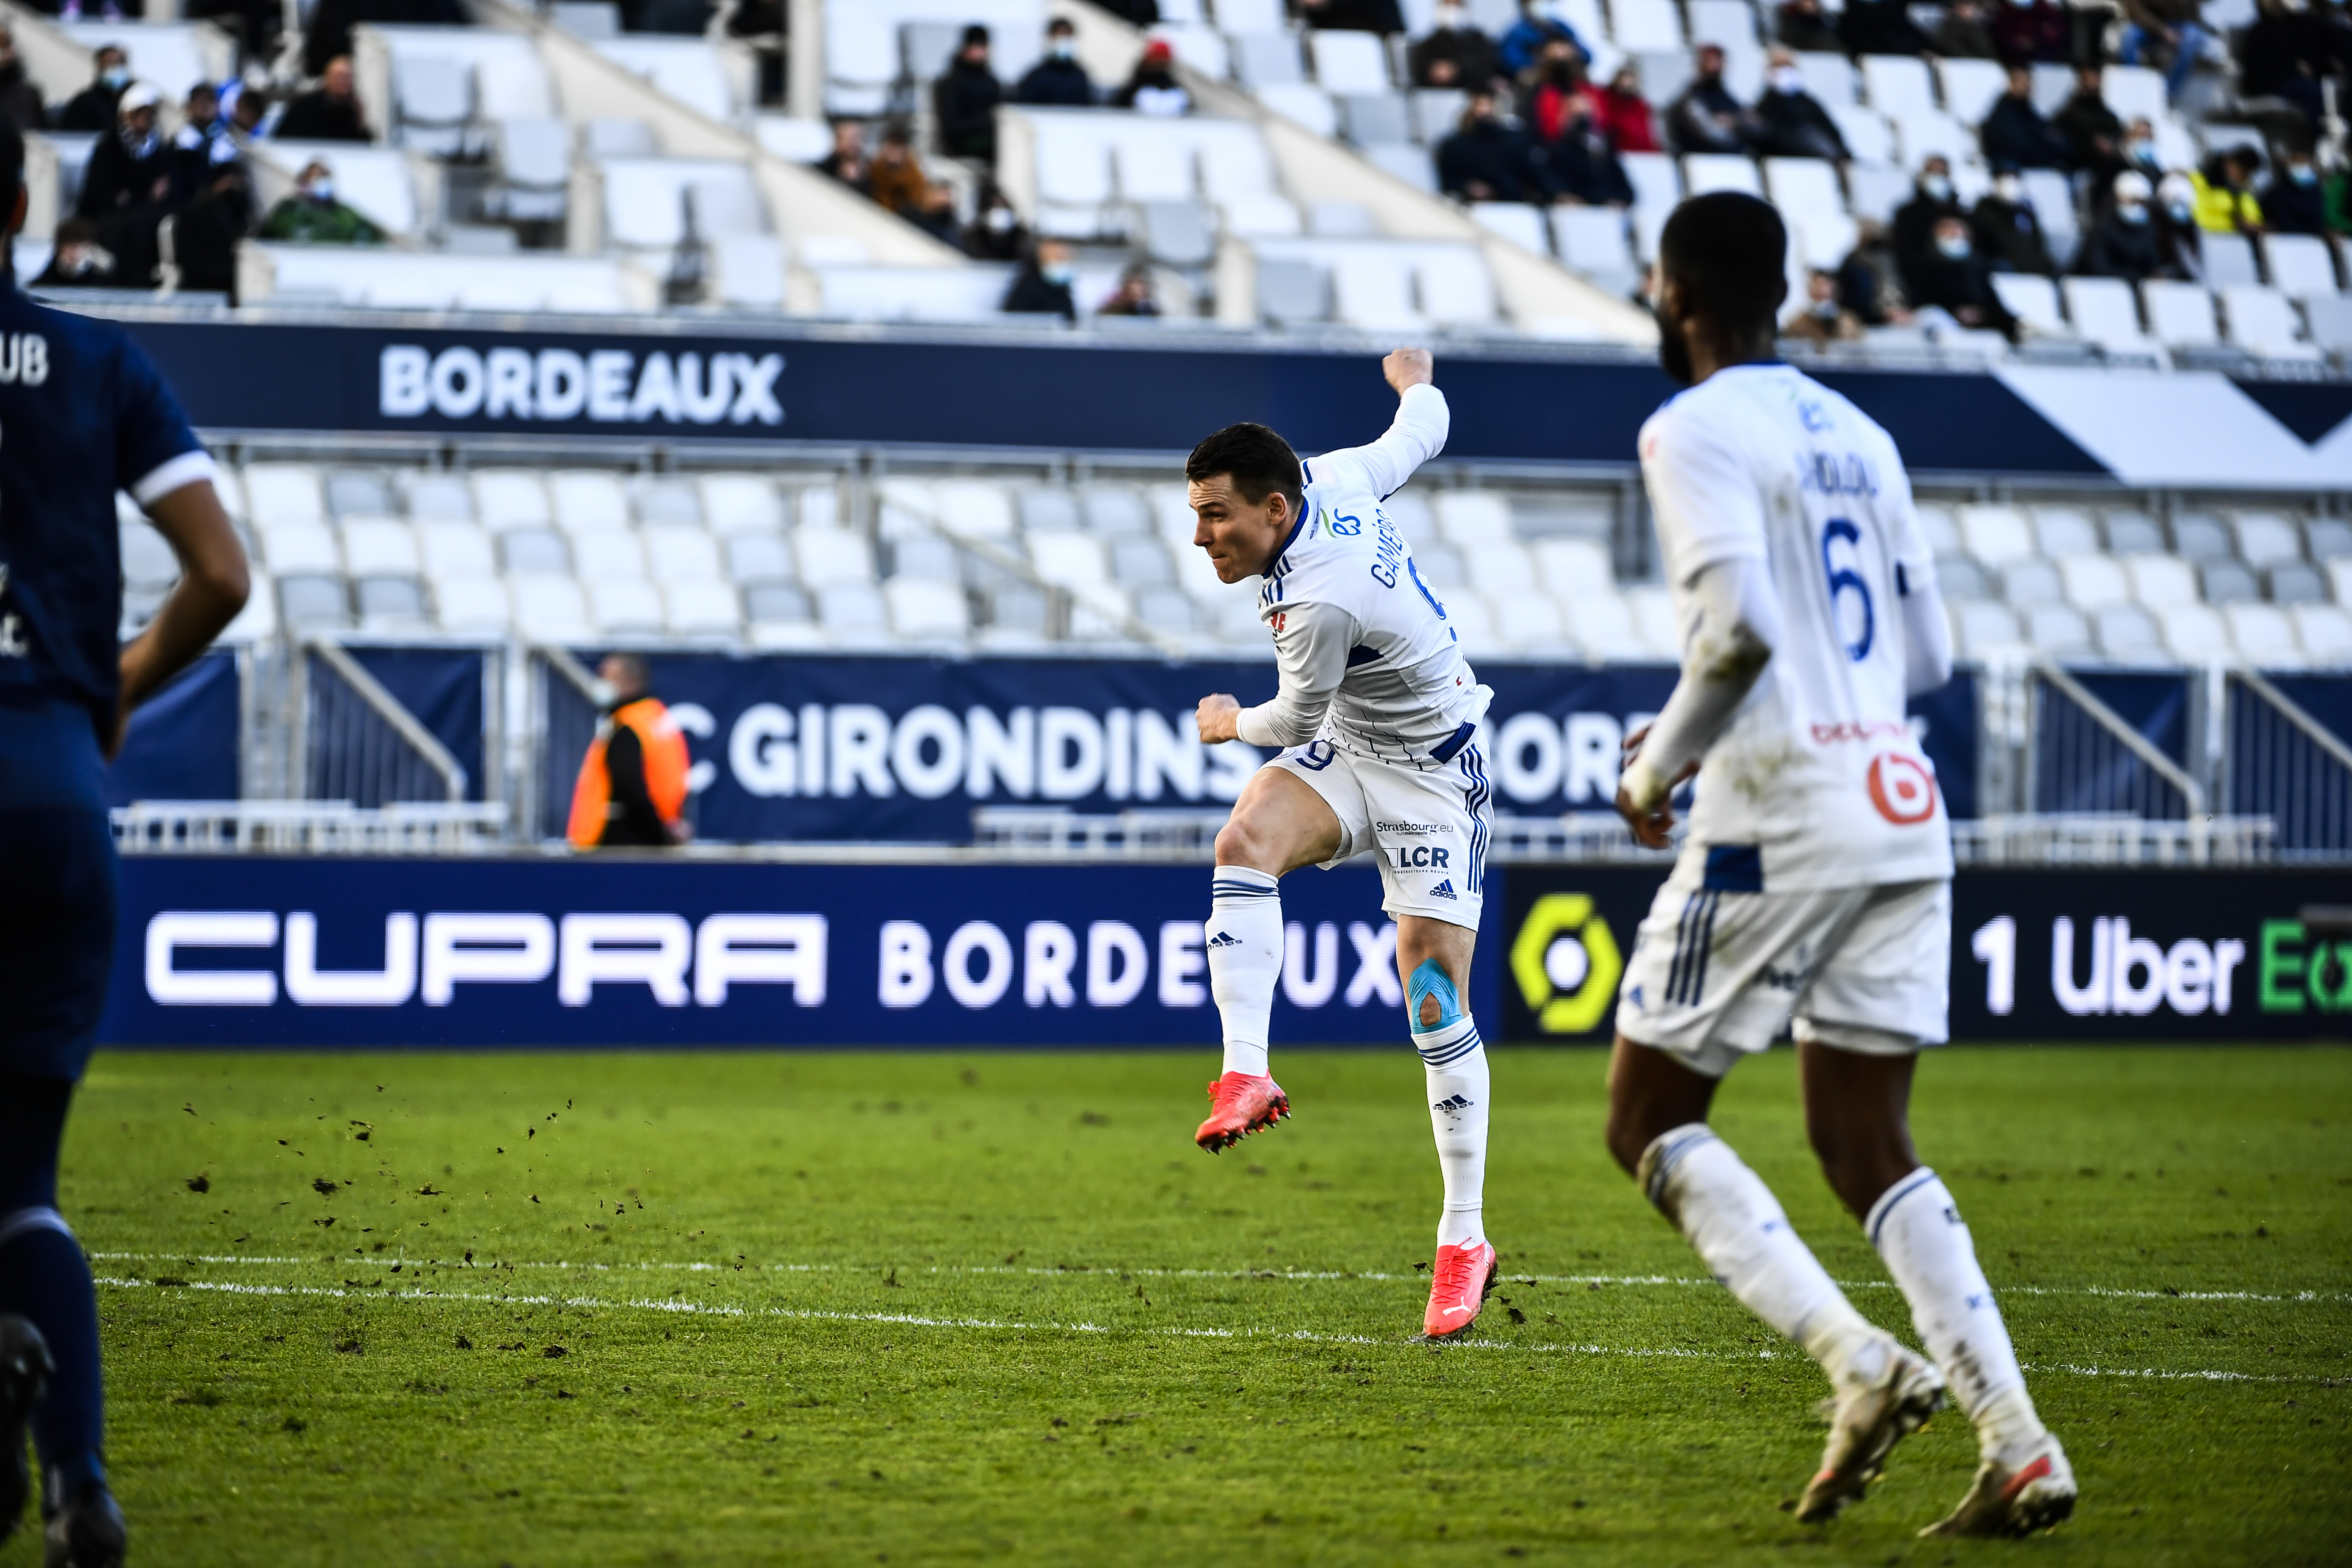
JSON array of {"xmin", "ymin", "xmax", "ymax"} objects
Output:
[
  {"xmin": 1233, "ymin": 384, "xmax": 1493, "ymax": 767},
  {"xmin": 1638, "ymin": 362, "xmax": 1952, "ymax": 892},
  {"xmin": 0, "ymin": 290, "xmax": 214, "ymax": 758}
]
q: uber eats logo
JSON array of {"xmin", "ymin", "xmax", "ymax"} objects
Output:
[
  {"xmin": 2259, "ymin": 919, "xmax": 2352, "ymax": 1014},
  {"xmin": 1510, "ymin": 894, "xmax": 1622, "ymax": 1036}
]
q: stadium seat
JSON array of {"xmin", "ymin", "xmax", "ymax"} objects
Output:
[
  {"xmin": 885, "ymin": 579, "xmax": 969, "ymax": 639},
  {"xmin": 2160, "ymin": 603, "xmax": 2230, "ymax": 662},
  {"xmin": 261, "ymin": 521, "xmax": 342, "ymax": 577},
  {"xmin": 1227, "ymin": 193, "xmax": 1306, "ymax": 238},
  {"xmin": 1533, "ymin": 537, "xmax": 1614, "ymax": 597},
  {"xmin": 700, "ymin": 475, "xmax": 784, "ymax": 533},
  {"xmin": 1992, "ymin": 274, "xmax": 2067, "ymax": 338},
  {"xmin": 630, "ymin": 477, "xmax": 702, "ymax": 528},
  {"xmin": 1625, "ymin": 585, "xmax": 1679, "ymax": 656},
  {"xmin": 2056, "ymin": 553, "xmax": 2131, "ymax": 612},
  {"xmin": 1551, "ymin": 206, "xmax": 1639, "ymax": 293},
  {"xmin": 245, "ymin": 465, "xmax": 327, "ymax": 528},
  {"xmin": 2022, "ymin": 169, "xmax": 2079, "ymax": 266},
  {"xmin": 1939, "ymin": 557, "xmax": 1993, "ymax": 602},
  {"xmin": 2304, "ymin": 294, "xmax": 2352, "ymax": 356},
  {"xmin": 2103, "ymin": 510, "xmax": 2166, "ymax": 554},
  {"xmin": 931, "ymin": 481, "xmax": 1013, "ymax": 540},
  {"xmin": 595, "ymin": 36, "xmax": 738, "ymax": 121},
  {"xmin": 472, "ymin": 472, "xmax": 552, "ymax": 532},
  {"xmin": 1561, "ymin": 590, "xmax": 1640, "ymax": 661},
  {"xmin": 1914, "ymin": 503, "xmax": 1962, "ymax": 556},
  {"xmin": 2061, "ymin": 277, "xmax": 2160, "ymax": 357},
  {"xmin": 723, "ymin": 531, "xmax": 792, "ymax": 585},
  {"xmin": 744, "ymin": 581, "xmax": 814, "ymax": 625},
  {"xmin": 1683, "ymin": 153, "xmax": 1763, "ymax": 198},
  {"xmin": 817, "ymin": 266, "xmax": 1018, "ymax": 322},
  {"xmin": 2173, "ymin": 512, "xmax": 2235, "ymax": 562},
  {"xmin": 1083, "ymin": 485, "xmax": 1152, "ymax": 537},
  {"xmin": 2143, "ymin": 281, "xmax": 2221, "ymax": 350},
  {"xmin": 2309, "ymin": 519, "xmax": 2352, "ymax": 560},
  {"xmin": 796, "ymin": 528, "xmax": 876, "ymax": 589},
  {"xmin": 2025, "ymin": 601, "xmax": 2094, "ymax": 657},
  {"xmin": 2268, "ymin": 561, "xmax": 2329, "ymax": 604},
  {"xmin": 431, "ymin": 575, "xmax": 508, "ymax": 634},
  {"xmin": 1433, "ymin": 491, "xmax": 1514, "ymax": 546},
  {"xmin": 2093, "ymin": 604, "xmax": 2162, "ymax": 660},
  {"xmin": 645, "ymin": 526, "xmax": 722, "ymax": 584},
  {"xmin": 1491, "ymin": 588, "xmax": 1569, "ymax": 649},
  {"xmin": 573, "ymin": 532, "xmax": 647, "ymax": 583},
  {"xmin": 119, "ymin": 518, "xmax": 179, "ymax": 591},
  {"xmin": 2222, "ymin": 286, "xmax": 2319, "ymax": 359},
  {"xmin": 584, "ymin": 577, "xmax": 662, "ymax": 634},
  {"xmin": 1957, "ymin": 504, "xmax": 2035, "ymax": 566},
  {"xmin": 2102, "ymin": 64, "xmax": 2169, "ymax": 123},
  {"xmin": 1465, "ymin": 539, "xmax": 1536, "ymax": 596},
  {"xmin": 1331, "ymin": 250, "xmax": 1426, "ymax": 331},
  {"xmin": 1118, "ymin": 140, "xmax": 1197, "ymax": 203},
  {"xmin": 498, "ymin": 527, "xmax": 570, "ymax": 576},
  {"xmin": 419, "ymin": 522, "xmax": 496, "ymax": 581},
  {"xmin": 1826, "ymin": 104, "xmax": 1897, "ymax": 167},
  {"xmin": 1792, "ymin": 51, "xmax": 1857, "ymax": 107},
  {"xmin": 1845, "ymin": 163, "xmax": 1912, "ymax": 223},
  {"xmin": 2264, "ymin": 233, "xmax": 2340, "ymax": 297},
  {"xmin": 1258, "ymin": 83, "xmax": 1339, "ymax": 137},
  {"xmin": 1028, "ymin": 531, "xmax": 1113, "ymax": 591},
  {"xmin": 1110, "ymin": 536, "xmax": 1175, "ymax": 587},
  {"xmin": 2198, "ymin": 232, "xmax": 2261, "ymax": 290},
  {"xmin": 818, "ymin": 583, "xmax": 890, "ymax": 640},
  {"xmin": 1018, "ymin": 488, "xmax": 1082, "ymax": 534},
  {"xmin": 1936, "ymin": 57, "xmax": 2007, "ymax": 123},
  {"xmin": 1418, "ymin": 249, "xmax": 1500, "ymax": 325},
  {"xmin": 752, "ymin": 117, "xmax": 833, "ymax": 162},
  {"xmin": 2291, "ymin": 603, "xmax": 2352, "ymax": 664},
  {"xmin": 888, "ymin": 533, "xmax": 960, "ymax": 584},
  {"xmin": 343, "ymin": 520, "xmax": 421, "ymax": 579},
  {"xmin": 1310, "ymin": 30, "xmax": 1392, "ymax": 92},
  {"xmin": 1411, "ymin": 88, "xmax": 1470, "ymax": 143},
  {"xmin": 508, "ymin": 574, "xmax": 593, "ymax": 642},
  {"xmin": 2001, "ymin": 558, "xmax": 2063, "ymax": 607},
  {"xmin": 2030, "ymin": 508, "xmax": 2100, "ymax": 558},
  {"xmin": 1470, "ymin": 202, "xmax": 1550, "ymax": 252},
  {"xmin": 1361, "ymin": 141, "xmax": 1438, "ymax": 193},
  {"xmin": 2202, "ymin": 560, "xmax": 2260, "ymax": 604},
  {"xmin": 1890, "ymin": 109, "xmax": 1974, "ymax": 169},
  {"xmin": 658, "ymin": 580, "xmax": 738, "ymax": 637},
  {"xmin": 2230, "ymin": 511, "xmax": 2304, "ymax": 570},
  {"xmin": 550, "ymin": 473, "xmax": 633, "ymax": 536},
  {"xmin": 2223, "ymin": 602, "xmax": 2298, "ymax": 664},
  {"xmin": 1953, "ymin": 599, "xmax": 2023, "ymax": 659},
  {"xmin": 2123, "ymin": 553, "xmax": 2198, "ymax": 610},
  {"xmin": 1613, "ymin": 0, "xmax": 1687, "ymax": 49}
]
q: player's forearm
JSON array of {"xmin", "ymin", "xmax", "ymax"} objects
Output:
[
  {"xmin": 1900, "ymin": 574, "xmax": 1954, "ymax": 696},
  {"xmin": 1235, "ymin": 692, "xmax": 1333, "ymax": 750},
  {"xmin": 123, "ymin": 479, "xmax": 249, "ymax": 710},
  {"xmin": 1621, "ymin": 559, "xmax": 1777, "ymax": 811}
]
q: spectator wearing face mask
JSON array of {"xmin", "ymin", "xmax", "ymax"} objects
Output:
[
  {"xmin": 1497, "ymin": 0, "xmax": 1585, "ymax": 77},
  {"xmin": 934, "ymin": 24, "xmax": 1002, "ymax": 163},
  {"xmin": 1528, "ymin": 55, "xmax": 1633, "ymax": 205},
  {"xmin": 59, "ymin": 46, "xmax": 131, "ymax": 134},
  {"xmin": 1774, "ymin": 0, "xmax": 1843, "ymax": 53},
  {"xmin": 1115, "ymin": 40, "xmax": 1190, "ymax": 115},
  {"xmin": 1017, "ymin": 18, "xmax": 1094, "ymax": 106},
  {"xmin": 2155, "ymin": 172, "xmax": 2208, "ymax": 275},
  {"xmin": 1893, "ymin": 156, "xmax": 1965, "ymax": 293},
  {"xmin": 169, "ymin": 162, "xmax": 251, "ymax": 293},
  {"xmin": 1910, "ymin": 215, "xmax": 2019, "ymax": 336},
  {"xmin": 277, "ymin": 54, "xmax": 369, "ymax": 142},
  {"xmin": 1971, "ymin": 164, "xmax": 2058, "ymax": 274},
  {"xmin": 1784, "ymin": 268, "xmax": 1865, "ymax": 342},
  {"xmin": 2192, "ymin": 147, "xmax": 2266, "ymax": 232},
  {"xmin": 1756, "ymin": 48, "xmax": 1848, "ymax": 161},
  {"xmin": 1992, "ymin": 0, "xmax": 2072, "ymax": 65},
  {"xmin": 2260, "ymin": 143, "xmax": 2328, "ymax": 232},
  {"xmin": 2074, "ymin": 170, "xmax": 2177, "ymax": 280},
  {"xmin": 0, "ymin": 27, "xmax": 45, "ymax": 132},
  {"xmin": 169, "ymin": 82, "xmax": 238, "ymax": 208},
  {"xmin": 78, "ymin": 82, "xmax": 171, "ymax": 223},
  {"xmin": 1836, "ymin": 219, "xmax": 1914, "ymax": 324},
  {"xmin": 1097, "ymin": 264, "xmax": 1162, "ymax": 316},
  {"xmin": 964, "ymin": 185, "xmax": 1029, "ymax": 261},
  {"xmin": 1003, "ymin": 238, "xmax": 1077, "ymax": 320},
  {"xmin": 1980, "ymin": 65, "xmax": 2070, "ymax": 169},
  {"xmin": 2053, "ymin": 66, "xmax": 2125, "ymax": 176},
  {"xmin": 1437, "ymin": 89, "xmax": 1555, "ymax": 202},
  {"xmin": 816, "ymin": 118, "xmax": 871, "ymax": 193},
  {"xmin": 1591, "ymin": 65, "xmax": 1660, "ymax": 152},
  {"xmin": 1839, "ymin": 0, "xmax": 1936, "ymax": 57},
  {"xmin": 1667, "ymin": 45, "xmax": 1761, "ymax": 155},
  {"xmin": 2120, "ymin": 0, "xmax": 2213, "ymax": 102},
  {"xmin": 1410, "ymin": 3, "xmax": 1502, "ymax": 90},
  {"xmin": 259, "ymin": 159, "xmax": 384, "ymax": 244},
  {"xmin": 1934, "ymin": 0, "xmax": 2001, "ymax": 58}
]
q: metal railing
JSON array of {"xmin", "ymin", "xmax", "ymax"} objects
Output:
[
  {"xmin": 2224, "ymin": 668, "xmax": 2352, "ymax": 860},
  {"xmin": 297, "ymin": 639, "xmax": 469, "ymax": 807},
  {"xmin": 113, "ymin": 800, "xmax": 509, "ymax": 855},
  {"xmin": 2025, "ymin": 661, "xmax": 2207, "ymax": 830},
  {"xmin": 523, "ymin": 643, "xmax": 606, "ymax": 841}
]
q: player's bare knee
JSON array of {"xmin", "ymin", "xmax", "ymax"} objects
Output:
[{"xmin": 1213, "ymin": 817, "xmax": 1270, "ymax": 870}]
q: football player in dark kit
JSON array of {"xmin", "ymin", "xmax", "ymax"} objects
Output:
[{"xmin": 0, "ymin": 118, "xmax": 249, "ymax": 1566}]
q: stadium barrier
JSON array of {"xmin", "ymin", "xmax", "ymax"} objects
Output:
[{"xmin": 99, "ymin": 856, "xmax": 2348, "ymax": 1049}]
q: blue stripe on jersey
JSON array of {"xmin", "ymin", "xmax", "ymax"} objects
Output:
[{"xmin": 1458, "ymin": 744, "xmax": 1491, "ymax": 896}]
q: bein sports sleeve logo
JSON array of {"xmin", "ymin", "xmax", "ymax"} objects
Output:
[{"xmin": 379, "ymin": 345, "xmax": 784, "ymax": 427}]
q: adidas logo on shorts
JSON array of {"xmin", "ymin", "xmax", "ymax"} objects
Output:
[{"xmin": 1430, "ymin": 879, "xmax": 1457, "ymax": 901}]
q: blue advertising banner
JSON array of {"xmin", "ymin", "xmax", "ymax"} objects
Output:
[
  {"xmin": 107, "ymin": 651, "xmax": 240, "ymax": 806},
  {"xmin": 346, "ymin": 647, "xmax": 489, "ymax": 802},
  {"xmin": 101, "ymin": 855, "xmax": 1498, "ymax": 1048}
]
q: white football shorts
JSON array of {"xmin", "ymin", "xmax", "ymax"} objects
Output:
[
  {"xmin": 1614, "ymin": 848, "xmax": 1951, "ymax": 1078},
  {"xmin": 1267, "ymin": 735, "xmax": 1493, "ymax": 929}
]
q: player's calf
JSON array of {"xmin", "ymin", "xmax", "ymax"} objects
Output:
[{"xmin": 0, "ymin": 1315, "xmax": 49, "ymax": 1542}]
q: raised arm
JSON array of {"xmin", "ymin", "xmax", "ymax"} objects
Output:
[
  {"xmin": 1307, "ymin": 349, "xmax": 1450, "ymax": 502},
  {"xmin": 1195, "ymin": 598, "xmax": 1359, "ymax": 749}
]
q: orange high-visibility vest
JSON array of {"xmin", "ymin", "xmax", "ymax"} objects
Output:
[{"xmin": 567, "ymin": 697, "xmax": 690, "ymax": 847}]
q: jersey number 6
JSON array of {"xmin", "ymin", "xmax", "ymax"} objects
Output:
[{"xmin": 1820, "ymin": 518, "xmax": 1873, "ymax": 662}]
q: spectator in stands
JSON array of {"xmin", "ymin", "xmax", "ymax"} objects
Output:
[
  {"xmin": 964, "ymin": 185, "xmax": 1029, "ymax": 261},
  {"xmin": 1497, "ymin": 0, "xmax": 1585, "ymax": 78},
  {"xmin": 277, "ymin": 54, "xmax": 370, "ymax": 142},
  {"xmin": 169, "ymin": 163, "xmax": 251, "ymax": 294},
  {"xmin": 1839, "ymin": 0, "xmax": 1935, "ymax": 58},
  {"xmin": 31, "ymin": 219, "xmax": 118, "ymax": 289},
  {"xmin": 169, "ymin": 82, "xmax": 237, "ymax": 207},
  {"xmin": 225, "ymin": 79, "xmax": 273, "ymax": 139},
  {"xmin": 1097, "ymin": 264, "xmax": 1162, "ymax": 316},
  {"xmin": 2155, "ymin": 171, "xmax": 2208, "ymax": 274},
  {"xmin": 1784, "ymin": 267, "xmax": 1865, "ymax": 341},
  {"xmin": 2074, "ymin": 170, "xmax": 2177, "ymax": 280},
  {"xmin": 1909, "ymin": 215, "xmax": 2018, "ymax": 336},
  {"xmin": 1528, "ymin": 55, "xmax": 1634, "ymax": 205},
  {"xmin": 1410, "ymin": 3, "xmax": 1503, "ymax": 91},
  {"xmin": 1002, "ymin": 238, "xmax": 1077, "ymax": 320},
  {"xmin": 1774, "ymin": 0, "xmax": 1844, "ymax": 53},
  {"xmin": 0, "ymin": 27, "xmax": 44, "ymax": 133},
  {"xmin": 1115, "ymin": 39, "xmax": 1190, "ymax": 116},
  {"xmin": 1301, "ymin": 0, "xmax": 1406, "ymax": 30},
  {"xmin": 1017, "ymin": 18, "xmax": 1094, "ymax": 106},
  {"xmin": 816, "ymin": 119, "xmax": 870, "ymax": 192},
  {"xmin": 302, "ymin": 0, "xmax": 462, "ymax": 79},
  {"xmin": 2262, "ymin": 143, "xmax": 2329, "ymax": 233},
  {"xmin": 1934, "ymin": 0, "xmax": 2001, "ymax": 58},
  {"xmin": 2238, "ymin": 0, "xmax": 2342, "ymax": 127},
  {"xmin": 1521, "ymin": 41, "xmax": 1587, "ymax": 139},
  {"xmin": 1892, "ymin": 156, "xmax": 1965, "ymax": 293},
  {"xmin": 1980, "ymin": 65, "xmax": 2071, "ymax": 169},
  {"xmin": 1667, "ymin": 45, "xmax": 1761, "ymax": 156},
  {"xmin": 869, "ymin": 125, "xmax": 936, "ymax": 221},
  {"xmin": 2120, "ymin": 0, "xmax": 2211, "ymax": 102},
  {"xmin": 187, "ymin": 0, "xmax": 285, "ymax": 64},
  {"xmin": 2052, "ymin": 65, "xmax": 2124, "ymax": 175},
  {"xmin": 259, "ymin": 159, "xmax": 384, "ymax": 245},
  {"xmin": 1437, "ymin": 88, "xmax": 1553, "ymax": 203},
  {"xmin": 934, "ymin": 25, "xmax": 1004, "ymax": 163},
  {"xmin": 58, "ymin": 46, "xmax": 130, "ymax": 135},
  {"xmin": 1992, "ymin": 0, "xmax": 2072, "ymax": 65},
  {"xmin": 1592, "ymin": 64, "xmax": 1660, "ymax": 153},
  {"xmin": 1756, "ymin": 47, "xmax": 1848, "ymax": 161},
  {"xmin": 79, "ymin": 82, "xmax": 170, "ymax": 222},
  {"xmin": 2193, "ymin": 147, "xmax": 2266, "ymax": 232},
  {"xmin": 1836, "ymin": 219, "xmax": 1914, "ymax": 324},
  {"xmin": 1971, "ymin": 164, "xmax": 2059, "ymax": 274}
]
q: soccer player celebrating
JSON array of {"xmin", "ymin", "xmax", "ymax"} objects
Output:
[
  {"xmin": 1187, "ymin": 349, "xmax": 1501, "ymax": 1341},
  {"xmin": 0, "ymin": 119, "xmax": 249, "ymax": 1565},
  {"xmin": 1604, "ymin": 193, "xmax": 2074, "ymax": 1536}
]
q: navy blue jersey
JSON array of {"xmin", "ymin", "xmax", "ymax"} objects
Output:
[{"xmin": 0, "ymin": 287, "xmax": 212, "ymax": 745}]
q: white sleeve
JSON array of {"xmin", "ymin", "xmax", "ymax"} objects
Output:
[
  {"xmin": 1234, "ymin": 597, "xmax": 1359, "ymax": 750},
  {"xmin": 1619, "ymin": 557, "xmax": 1780, "ymax": 811},
  {"xmin": 1304, "ymin": 384, "xmax": 1449, "ymax": 502},
  {"xmin": 1876, "ymin": 452, "xmax": 1953, "ymax": 694},
  {"xmin": 1640, "ymin": 402, "xmax": 1768, "ymax": 589}
]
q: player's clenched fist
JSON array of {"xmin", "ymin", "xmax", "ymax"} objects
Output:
[
  {"xmin": 1383, "ymin": 348, "xmax": 1434, "ymax": 394},
  {"xmin": 1195, "ymin": 693, "xmax": 1241, "ymax": 744}
]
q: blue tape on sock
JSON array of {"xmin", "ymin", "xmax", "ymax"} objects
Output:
[{"xmin": 1408, "ymin": 959, "xmax": 1462, "ymax": 1034}]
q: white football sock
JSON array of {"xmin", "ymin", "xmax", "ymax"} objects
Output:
[
  {"xmin": 1870, "ymin": 1168, "xmax": 2046, "ymax": 1459},
  {"xmin": 1416, "ymin": 1014, "xmax": 1488, "ymax": 1250},
  {"xmin": 1206, "ymin": 867, "xmax": 1282, "ymax": 1078},
  {"xmin": 1641, "ymin": 1124, "xmax": 1886, "ymax": 1388}
]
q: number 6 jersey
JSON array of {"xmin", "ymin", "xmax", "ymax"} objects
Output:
[{"xmin": 1637, "ymin": 362, "xmax": 1952, "ymax": 890}]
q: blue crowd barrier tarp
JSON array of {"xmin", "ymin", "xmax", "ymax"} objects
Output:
[
  {"xmin": 106, "ymin": 650, "xmax": 240, "ymax": 806},
  {"xmin": 348, "ymin": 647, "xmax": 488, "ymax": 801}
]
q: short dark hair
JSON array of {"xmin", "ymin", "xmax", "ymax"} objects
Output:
[
  {"xmin": 1186, "ymin": 423, "xmax": 1304, "ymax": 513},
  {"xmin": 1659, "ymin": 191, "xmax": 1787, "ymax": 333}
]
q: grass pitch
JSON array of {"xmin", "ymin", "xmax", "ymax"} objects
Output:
[{"xmin": 20, "ymin": 1045, "xmax": 2351, "ymax": 1567}]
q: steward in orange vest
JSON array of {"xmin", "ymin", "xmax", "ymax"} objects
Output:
[{"xmin": 567, "ymin": 654, "xmax": 690, "ymax": 847}]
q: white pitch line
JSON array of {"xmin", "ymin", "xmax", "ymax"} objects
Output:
[
  {"xmin": 89, "ymin": 1276, "xmax": 2326, "ymax": 1385},
  {"xmin": 87, "ymin": 1252, "xmax": 2351, "ymax": 1306}
]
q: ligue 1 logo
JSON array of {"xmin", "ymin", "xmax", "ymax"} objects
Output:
[{"xmin": 1867, "ymin": 752, "xmax": 1938, "ymax": 826}]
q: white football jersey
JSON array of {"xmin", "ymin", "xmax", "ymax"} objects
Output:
[
  {"xmin": 1639, "ymin": 362, "xmax": 1952, "ymax": 890},
  {"xmin": 1233, "ymin": 385, "xmax": 1492, "ymax": 766}
]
